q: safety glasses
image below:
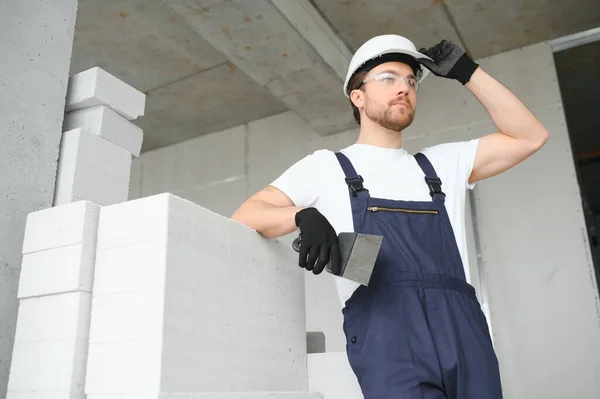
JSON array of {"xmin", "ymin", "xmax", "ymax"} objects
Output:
[{"xmin": 360, "ymin": 71, "xmax": 419, "ymax": 92}]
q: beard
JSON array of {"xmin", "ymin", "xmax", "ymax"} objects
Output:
[{"xmin": 364, "ymin": 97, "xmax": 415, "ymax": 132}]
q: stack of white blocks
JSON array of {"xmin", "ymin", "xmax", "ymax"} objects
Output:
[
  {"xmin": 55, "ymin": 67, "xmax": 145, "ymax": 206},
  {"xmin": 85, "ymin": 193, "xmax": 320, "ymax": 398},
  {"xmin": 9, "ymin": 193, "xmax": 323, "ymax": 398},
  {"xmin": 7, "ymin": 201, "xmax": 101, "ymax": 399}
]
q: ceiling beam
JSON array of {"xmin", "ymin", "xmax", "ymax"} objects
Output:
[
  {"xmin": 162, "ymin": 0, "xmax": 356, "ymax": 135},
  {"xmin": 270, "ymin": 0, "xmax": 353, "ymax": 81},
  {"xmin": 551, "ymin": 27, "xmax": 600, "ymax": 52}
]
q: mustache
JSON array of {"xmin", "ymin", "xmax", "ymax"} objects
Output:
[{"xmin": 388, "ymin": 96, "xmax": 412, "ymax": 108}]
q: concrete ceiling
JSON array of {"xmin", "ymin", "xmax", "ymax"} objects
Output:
[{"xmin": 70, "ymin": 0, "xmax": 600, "ymax": 153}]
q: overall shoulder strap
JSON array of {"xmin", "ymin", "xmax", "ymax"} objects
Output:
[
  {"xmin": 414, "ymin": 153, "xmax": 445, "ymax": 202},
  {"xmin": 334, "ymin": 152, "xmax": 368, "ymax": 197}
]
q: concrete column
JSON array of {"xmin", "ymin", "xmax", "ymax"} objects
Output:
[{"xmin": 0, "ymin": 0, "xmax": 79, "ymax": 396}]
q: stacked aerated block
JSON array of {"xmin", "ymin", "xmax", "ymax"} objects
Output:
[
  {"xmin": 308, "ymin": 353, "xmax": 363, "ymax": 399},
  {"xmin": 85, "ymin": 193, "xmax": 321, "ymax": 398},
  {"xmin": 55, "ymin": 67, "xmax": 145, "ymax": 206},
  {"xmin": 7, "ymin": 201, "xmax": 101, "ymax": 399}
]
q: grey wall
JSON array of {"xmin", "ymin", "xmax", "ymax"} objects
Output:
[
  {"xmin": 471, "ymin": 44, "xmax": 600, "ymax": 399},
  {"xmin": 0, "ymin": 1, "xmax": 79, "ymax": 396}
]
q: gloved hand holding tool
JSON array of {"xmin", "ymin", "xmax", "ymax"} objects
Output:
[
  {"xmin": 292, "ymin": 207, "xmax": 383, "ymax": 286},
  {"xmin": 417, "ymin": 40, "xmax": 479, "ymax": 85},
  {"xmin": 293, "ymin": 207, "xmax": 342, "ymax": 275}
]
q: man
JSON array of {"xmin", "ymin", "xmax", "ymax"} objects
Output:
[{"xmin": 231, "ymin": 35, "xmax": 548, "ymax": 398}]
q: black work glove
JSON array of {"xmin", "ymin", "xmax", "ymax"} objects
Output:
[
  {"xmin": 417, "ymin": 40, "xmax": 479, "ymax": 85},
  {"xmin": 294, "ymin": 207, "xmax": 341, "ymax": 276}
]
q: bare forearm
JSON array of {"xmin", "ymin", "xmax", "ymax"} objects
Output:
[
  {"xmin": 466, "ymin": 68, "xmax": 548, "ymax": 146},
  {"xmin": 231, "ymin": 200, "xmax": 303, "ymax": 238}
]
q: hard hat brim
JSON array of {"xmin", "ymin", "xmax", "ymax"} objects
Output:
[{"xmin": 343, "ymin": 49, "xmax": 433, "ymax": 97}]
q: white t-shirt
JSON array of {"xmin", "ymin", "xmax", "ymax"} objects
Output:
[{"xmin": 271, "ymin": 140, "xmax": 480, "ymax": 307}]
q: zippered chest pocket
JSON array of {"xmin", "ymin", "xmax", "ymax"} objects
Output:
[{"xmin": 367, "ymin": 206, "xmax": 439, "ymax": 215}]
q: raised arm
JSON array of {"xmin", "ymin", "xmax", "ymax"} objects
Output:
[
  {"xmin": 418, "ymin": 40, "xmax": 549, "ymax": 184},
  {"xmin": 465, "ymin": 68, "xmax": 548, "ymax": 183},
  {"xmin": 231, "ymin": 185, "xmax": 303, "ymax": 238}
]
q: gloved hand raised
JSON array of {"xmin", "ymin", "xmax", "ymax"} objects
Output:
[
  {"xmin": 294, "ymin": 207, "xmax": 341, "ymax": 276},
  {"xmin": 417, "ymin": 40, "xmax": 479, "ymax": 85}
]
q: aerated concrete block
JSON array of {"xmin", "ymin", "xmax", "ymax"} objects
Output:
[
  {"xmin": 64, "ymin": 105, "xmax": 144, "ymax": 157},
  {"xmin": 18, "ymin": 243, "xmax": 95, "ymax": 298},
  {"xmin": 87, "ymin": 392, "xmax": 323, "ymax": 399},
  {"xmin": 13, "ymin": 292, "xmax": 92, "ymax": 343},
  {"xmin": 96, "ymin": 195, "xmax": 170, "ymax": 250},
  {"xmin": 21, "ymin": 201, "xmax": 100, "ymax": 255},
  {"xmin": 86, "ymin": 393, "xmax": 322, "ymax": 399},
  {"xmin": 54, "ymin": 128, "xmax": 131, "ymax": 206},
  {"xmin": 7, "ymin": 392, "xmax": 75, "ymax": 399},
  {"xmin": 88, "ymin": 289, "xmax": 164, "ymax": 343},
  {"xmin": 85, "ymin": 340, "xmax": 161, "ymax": 394},
  {"xmin": 7, "ymin": 339, "xmax": 87, "ymax": 396},
  {"xmin": 8, "ymin": 292, "xmax": 92, "ymax": 398},
  {"xmin": 58, "ymin": 128, "xmax": 132, "ymax": 178},
  {"xmin": 308, "ymin": 353, "xmax": 362, "ymax": 399},
  {"xmin": 54, "ymin": 161, "xmax": 130, "ymax": 206},
  {"xmin": 86, "ymin": 193, "xmax": 307, "ymax": 395},
  {"xmin": 65, "ymin": 67, "xmax": 145, "ymax": 121},
  {"xmin": 93, "ymin": 241, "xmax": 169, "ymax": 296},
  {"xmin": 172, "ymin": 394, "xmax": 322, "ymax": 399}
]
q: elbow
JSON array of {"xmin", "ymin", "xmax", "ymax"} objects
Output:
[
  {"xmin": 230, "ymin": 206, "xmax": 252, "ymax": 229},
  {"xmin": 256, "ymin": 229, "xmax": 279, "ymax": 239},
  {"xmin": 230, "ymin": 208, "xmax": 244, "ymax": 224},
  {"xmin": 230, "ymin": 206, "xmax": 271, "ymax": 238},
  {"xmin": 531, "ymin": 128, "xmax": 549, "ymax": 152},
  {"xmin": 539, "ymin": 128, "xmax": 550, "ymax": 146}
]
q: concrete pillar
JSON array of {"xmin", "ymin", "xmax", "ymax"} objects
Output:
[{"xmin": 0, "ymin": 1, "xmax": 79, "ymax": 396}]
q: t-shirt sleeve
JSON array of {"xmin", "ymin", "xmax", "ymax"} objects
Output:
[
  {"xmin": 421, "ymin": 138, "xmax": 480, "ymax": 190},
  {"xmin": 270, "ymin": 151, "xmax": 325, "ymax": 207}
]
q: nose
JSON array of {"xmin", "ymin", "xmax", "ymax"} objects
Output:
[
  {"xmin": 394, "ymin": 81, "xmax": 412, "ymax": 97},
  {"xmin": 395, "ymin": 87, "xmax": 409, "ymax": 97}
]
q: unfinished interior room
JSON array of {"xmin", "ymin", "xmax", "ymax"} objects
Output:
[{"xmin": 1, "ymin": 1, "xmax": 600, "ymax": 398}]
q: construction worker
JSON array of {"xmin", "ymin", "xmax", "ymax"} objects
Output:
[{"xmin": 231, "ymin": 35, "xmax": 548, "ymax": 398}]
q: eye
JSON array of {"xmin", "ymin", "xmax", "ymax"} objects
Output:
[{"xmin": 378, "ymin": 73, "xmax": 396, "ymax": 84}]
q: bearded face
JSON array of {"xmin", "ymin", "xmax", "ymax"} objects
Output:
[
  {"xmin": 363, "ymin": 94, "xmax": 415, "ymax": 132},
  {"xmin": 352, "ymin": 61, "xmax": 419, "ymax": 132}
]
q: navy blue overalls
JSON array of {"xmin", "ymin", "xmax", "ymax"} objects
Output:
[{"xmin": 335, "ymin": 151, "xmax": 503, "ymax": 399}]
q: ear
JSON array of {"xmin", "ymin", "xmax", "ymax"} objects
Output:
[{"xmin": 349, "ymin": 89, "xmax": 365, "ymax": 109}]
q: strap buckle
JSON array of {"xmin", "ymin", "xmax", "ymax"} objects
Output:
[
  {"xmin": 425, "ymin": 177, "xmax": 445, "ymax": 197},
  {"xmin": 345, "ymin": 176, "xmax": 366, "ymax": 196}
]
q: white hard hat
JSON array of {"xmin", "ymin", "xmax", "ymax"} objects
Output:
[{"xmin": 343, "ymin": 34, "xmax": 433, "ymax": 97}]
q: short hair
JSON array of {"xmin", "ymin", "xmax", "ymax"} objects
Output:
[{"xmin": 347, "ymin": 69, "xmax": 369, "ymax": 124}]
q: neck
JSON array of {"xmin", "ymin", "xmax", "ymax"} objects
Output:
[{"xmin": 355, "ymin": 118, "xmax": 403, "ymax": 149}]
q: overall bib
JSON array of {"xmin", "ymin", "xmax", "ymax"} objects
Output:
[{"xmin": 336, "ymin": 152, "xmax": 503, "ymax": 399}]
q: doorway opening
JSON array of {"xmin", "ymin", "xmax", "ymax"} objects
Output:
[{"xmin": 552, "ymin": 28, "xmax": 600, "ymax": 292}]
